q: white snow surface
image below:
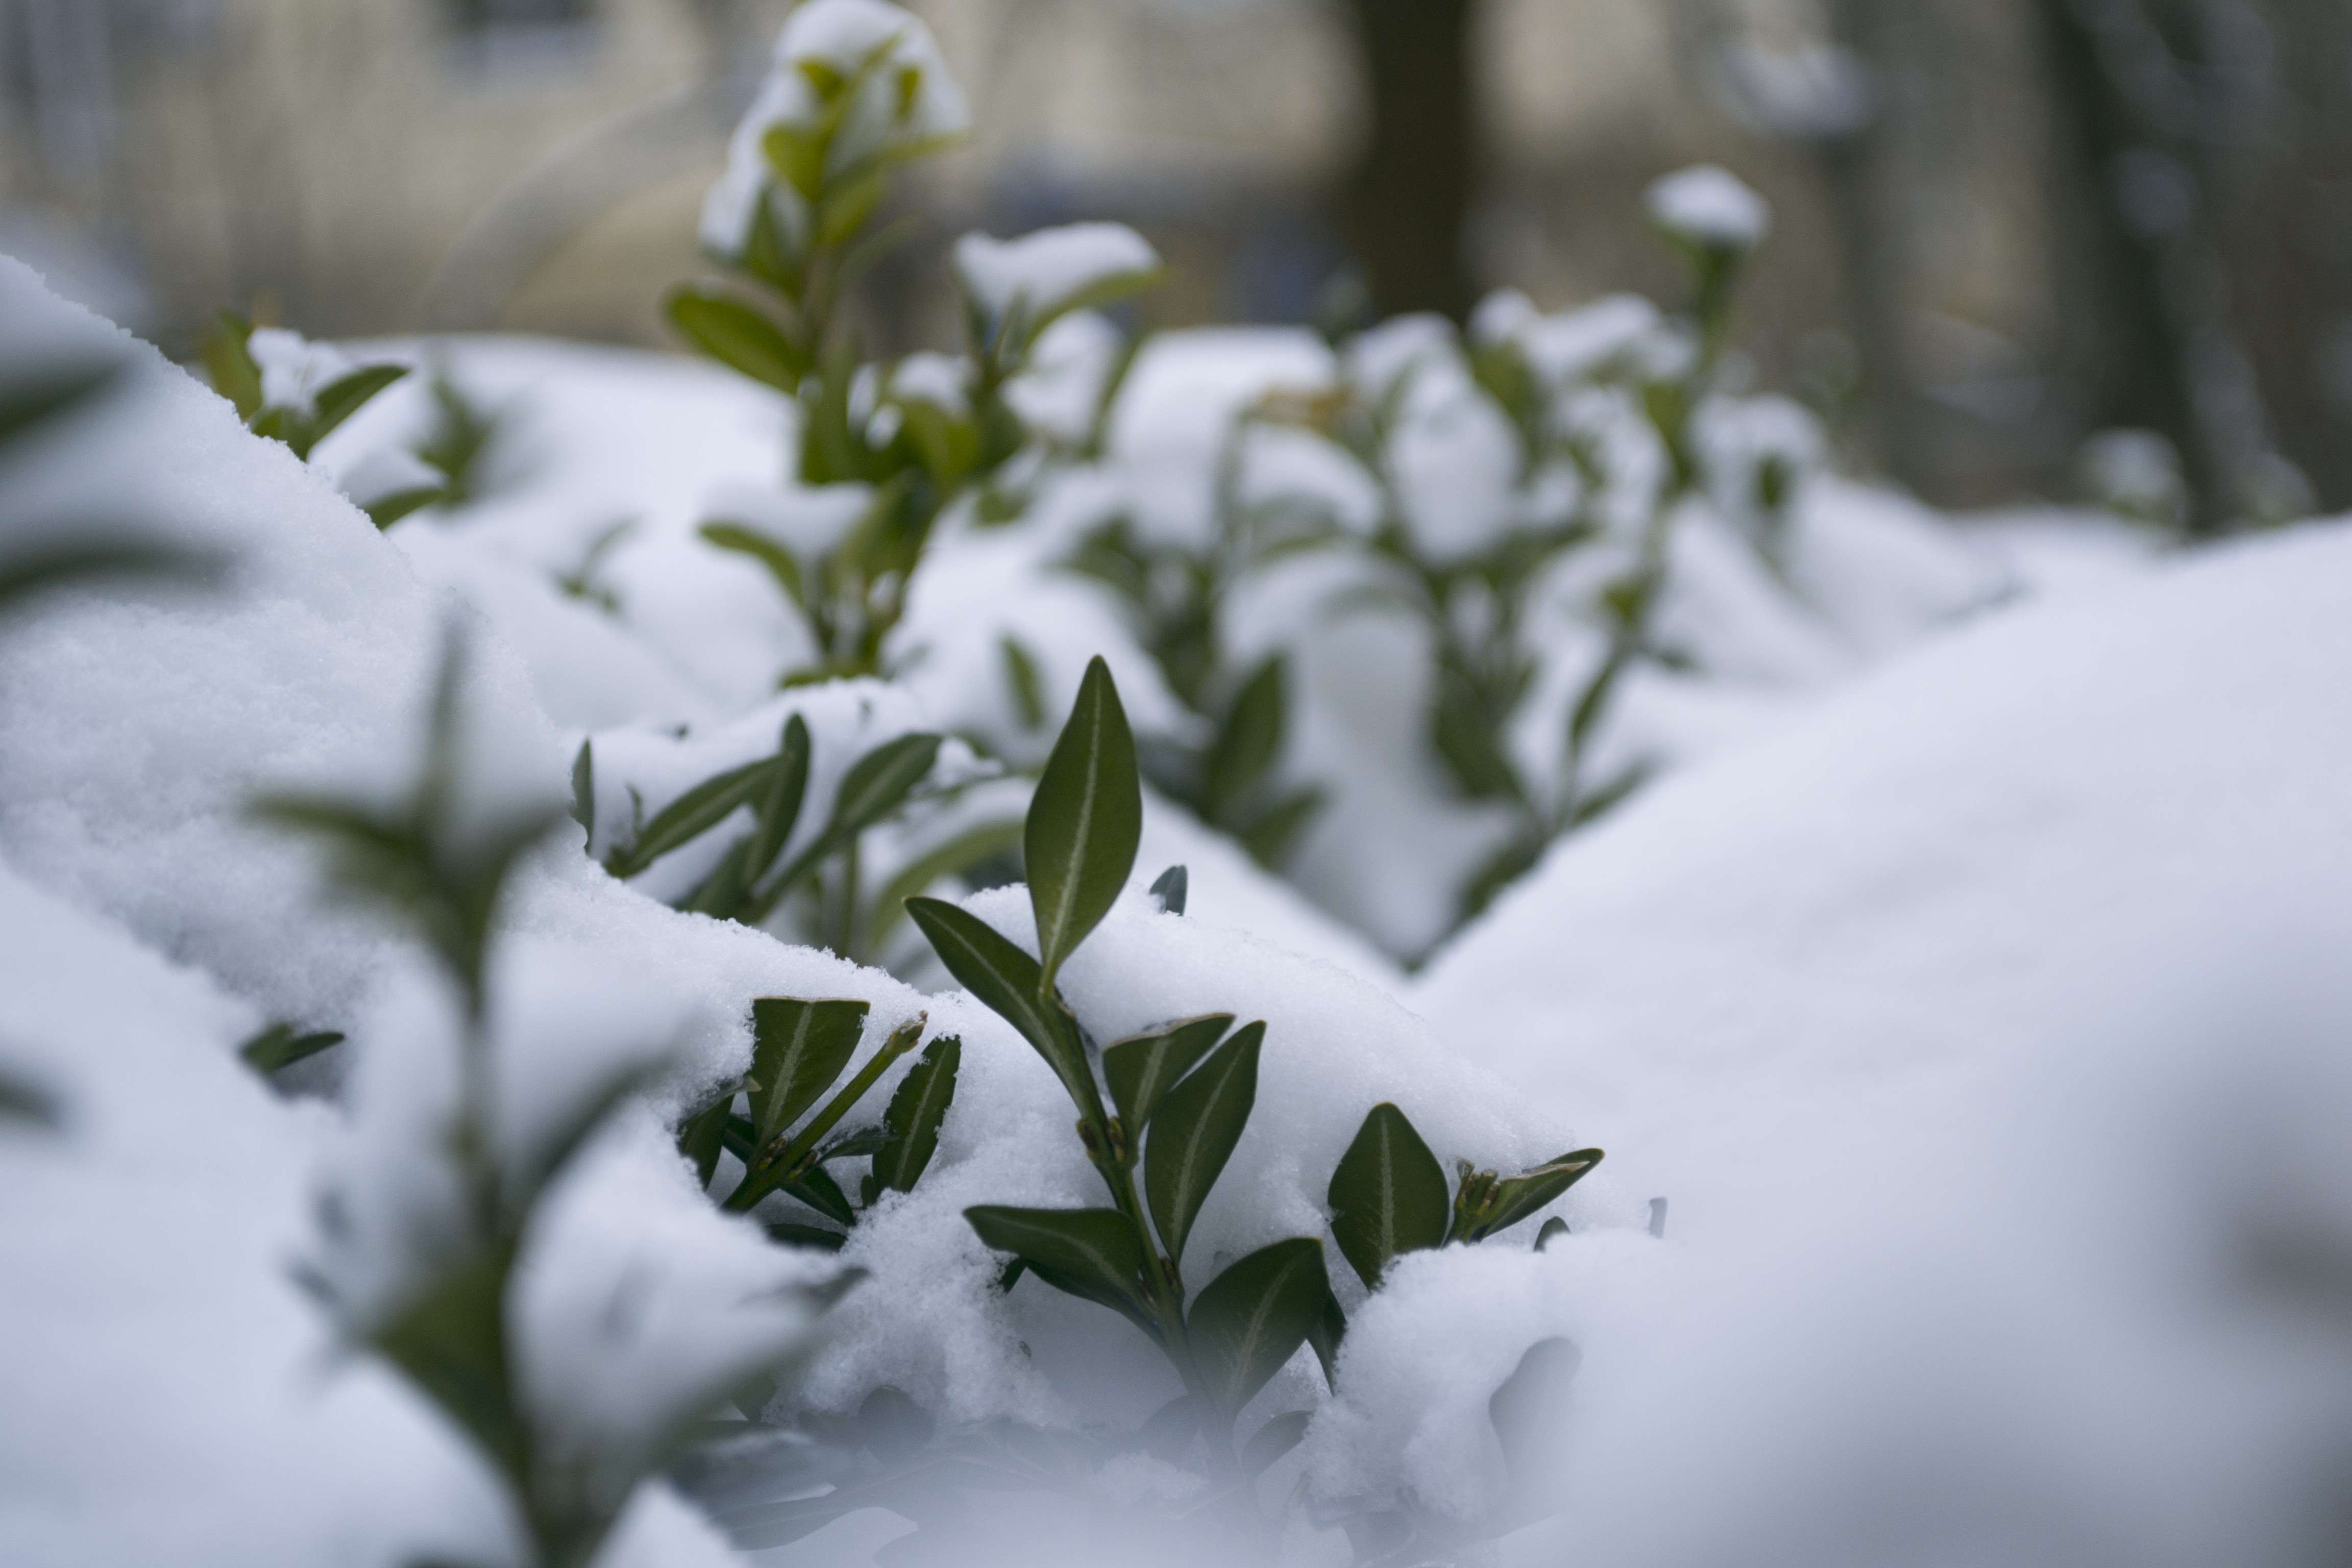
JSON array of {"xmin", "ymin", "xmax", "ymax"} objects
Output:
[
  {"xmin": 1645, "ymin": 163, "xmax": 1773, "ymax": 250},
  {"xmin": 953, "ymin": 222, "xmax": 1160, "ymax": 326}
]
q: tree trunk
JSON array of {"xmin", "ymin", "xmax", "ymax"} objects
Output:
[{"xmin": 1337, "ymin": 0, "xmax": 1480, "ymax": 321}]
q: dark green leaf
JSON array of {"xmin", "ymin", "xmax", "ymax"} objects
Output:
[
  {"xmin": 1478, "ymin": 1149, "xmax": 1604, "ymax": 1239},
  {"xmin": 1144, "ymin": 1021, "xmax": 1262, "ymax": 1268},
  {"xmin": 609, "ymin": 756, "xmax": 772, "ymax": 877},
  {"xmin": 746, "ymin": 714, "xmax": 812, "ymax": 877},
  {"xmin": 677, "ymin": 1089, "xmax": 735, "ymax": 1189},
  {"xmin": 2, "ymin": 355, "xmax": 121, "ymax": 443},
  {"xmin": 1101, "ymin": 1014, "xmax": 1230, "ymax": 1135},
  {"xmin": 372, "ymin": 1244, "xmax": 526, "ymax": 1482},
  {"xmin": 965, "ymin": 1205, "xmax": 1151, "ymax": 1326},
  {"xmin": 363, "ymin": 484, "xmax": 446, "ymax": 530},
  {"xmin": 310, "ymin": 363, "xmax": 409, "ymax": 446},
  {"xmin": 568, "ymin": 740, "xmax": 595, "ymax": 840},
  {"xmin": 1308, "ymin": 1287, "xmax": 1346, "ymax": 1389},
  {"xmin": 1186, "ymin": 1237, "xmax": 1329, "ymax": 1418},
  {"xmin": 785, "ymin": 1162, "xmax": 856, "ymax": 1227},
  {"xmin": 1205, "ymin": 655, "xmax": 1286, "ymax": 816},
  {"xmin": 827, "ymin": 732, "xmax": 940, "ymax": 837},
  {"xmin": 1241, "ymin": 1410, "xmax": 1312, "ymax": 1476},
  {"xmin": 1026, "ymin": 655, "xmax": 1142, "ymax": 992},
  {"xmin": 747, "ymin": 997, "xmax": 868, "ymax": 1146},
  {"xmin": 871, "ymin": 1034, "xmax": 959, "ymax": 1195},
  {"xmin": 667, "ymin": 288, "xmax": 807, "ymax": 392},
  {"xmin": 1327, "ymin": 1102, "xmax": 1451, "ymax": 1289},
  {"xmin": 820, "ymin": 1128, "xmax": 893, "ymax": 1162},
  {"xmin": 1236, "ymin": 787, "xmax": 1322, "ymax": 870},
  {"xmin": 700, "ymin": 520, "xmax": 805, "ymax": 605},
  {"xmin": 238, "ymin": 1021, "xmax": 347, "ymax": 1076},
  {"xmin": 1432, "ymin": 702, "xmax": 1523, "ymax": 803},
  {"xmin": 904, "ymin": 897, "xmax": 1092, "ymax": 1111},
  {"xmin": 1534, "ymin": 1217, "xmax": 1569, "ymax": 1252},
  {"xmin": 1148, "ymin": 863, "xmax": 1187, "ymax": 915},
  {"xmin": 999, "ymin": 634, "xmax": 1046, "ymax": 729},
  {"xmin": 764, "ymin": 1220, "xmax": 847, "ymax": 1252}
]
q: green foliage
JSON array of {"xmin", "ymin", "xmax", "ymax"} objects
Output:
[
  {"xmin": 238, "ymin": 1021, "xmax": 347, "ymax": 1077},
  {"xmin": 259, "ymin": 627, "xmax": 823, "ymax": 1568},
  {"xmin": 202, "ymin": 312, "xmax": 409, "ymax": 463},
  {"xmin": 1327, "ymin": 1101, "xmax": 1451, "ymax": 1289}
]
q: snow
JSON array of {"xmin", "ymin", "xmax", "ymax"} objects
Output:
[
  {"xmin": 1645, "ymin": 163, "xmax": 1773, "ymax": 251},
  {"xmin": 952, "ymin": 223, "xmax": 1161, "ymax": 328},
  {"xmin": 247, "ymin": 326, "xmax": 356, "ymax": 415}
]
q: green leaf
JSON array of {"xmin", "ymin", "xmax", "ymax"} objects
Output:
[
  {"xmin": 827, "ymin": 732, "xmax": 941, "ymax": 838},
  {"xmin": 871, "ymin": 1034, "xmax": 960, "ymax": 1195},
  {"xmin": 965, "ymin": 1205, "xmax": 1152, "ymax": 1326},
  {"xmin": 762, "ymin": 122, "xmax": 825, "ymax": 201},
  {"xmin": 863, "ymin": 818, "xmax": 1022, "ymax": 950},
  {"xmin": 1101, "ymin": 1014, "xmax": 1230, "ymax": 1135},
  {"xmin": 903, "ymin": 897, "xmax": 1093, "ymax": 1112},
  {"xmin": 200, "ymin": 312, "xmax": 262, "ymax": 421},
  {"xmin": 667, "ymin": 288, "xmax": 808, "ymax": 393},
  {"xmin": 1308, "ymin": 1287, "xmax": 1346, "ymax": 1389},
  {"xmin": 1205, "ymin": 655, "xmax": 1286, "ymax": 816},
  {"xmin": 363, "ymin": 484, "xmax": 446, "ymax": 531},
  {"xmin": 700, "ymin": 520, "xmax": 805, "ymax": 605},
  {"xmin": 785, "ymin": 1162, "xmax": 856, "ymax": 1227},
  {"xmin": 238, "ymin": 1021, "xmax": 347, "ymax": 1076},
  {"xmin": 310, "ymin": 363, "xmax": 409, "ymax": 446},
  {"xmin": 1478, "ymin": 1149, "xmax": 1605, "ymax": 1240},
  {"xmin": 677, "ymin": 1089, "xmax": 736, "ymax": 1189},
  {"xmin": 1236, "ymin": 787, "xmax": 1322, "ymax": 871},
  {"xmin": 1186, "ymin": 1237, "xmax": 1329, "ymax": 1418},
  {"xmin": 609, "ymin": 756, "xmax": 772, "ymax": 877},
  {"xmin": 372, "ymin": 1244, "xmax": 527, "ymax": 1482},
  {"xmin": 815, "ymin": 165, "xmax": 887, "ymax": 247},
  {"xmin": 999, "ymin": 634, "xmax": 1046, "ymax": 729},
  {"xmin": 1432, "ymin": 702, "xmax": 1524, "ymax": 803},
  {"xmin": 1241, "ymin": 1410, "xmax": 1312, "ymax": 1476},
  {"xmin": 1148, "ymin": 863, "xmax": 1187, "ymax": 915},
  {"xmin": 1327, "ymin": 1102, "xmax": 1451, "ymax": 1289},
  {"xmin": 568, "ymin": 740, "xmax": 595, "ymax": 841},
  {"xmin": 764, "ymin": 1220, "xmax": 847, "ymax": 1252},
  {"xmin": 1026, "ymin": 655, "xmax": 1141, "ymax": 993},
  {"xmin": 747, "ymin": 997, "xmax": 869, "ymax": 1146},
  {"xmin": 1144, "ymin": 1020, "xmax": 1262, "ymax": 1268},
  {"xmin": 1534, "ymin": 1216, "xmax": 1569, "ymax": 1252},
  {"xmin": 746, "ymin": 714, "xmax": 813, "ymax": 877},
  {"xmin": 1, "ymin": 356, "xmax": 120, "ymax": 444}
]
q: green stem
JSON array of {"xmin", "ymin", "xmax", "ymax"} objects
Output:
[{"xmin": 725, "ymin": 1016, "xmax": 924, "ymax": 1213}]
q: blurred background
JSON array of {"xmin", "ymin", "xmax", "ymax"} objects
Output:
[{"xmin": 5, "ymin": 0, "xmax": 2351, "ymax": 524}]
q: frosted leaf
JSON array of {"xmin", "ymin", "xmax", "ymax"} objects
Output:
[
  {"xmin": 1646, "ymin": 164, "xmax": 1772, "ymax": 251},
  {"xmin": 248, "ymin": 327, "xmax": 355, "ymax": 416},
  {"xmin": 952, "ymin": 223, "xmax": 1161, "ymax": 331},
  {"xmin": 1389, "ymin": 350, "xmax": 1520, "ymax": 566},
  {"xmin": 699, "ymin": 0, "xmax": 968, "ymax": 259}
]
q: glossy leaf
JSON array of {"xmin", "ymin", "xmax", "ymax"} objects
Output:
[
  {"xmin": 676, "ymin": 1090, "xmax": 735, "ymax": 1189},
  {"xmin": 904, "ymin": 897, "xmax": 1091, "ymax": 1110},
  {"xmin": 1534, "ymin": 1217, "xmax": 1569, "ymax": 1252},
  {"xmin": 1327, "ymin": 1102, "xmax": 1450, "ymax": 1289},
  {"xmin": 747, "ymin": 997, "xmax": 868, "ymax": 1146},
  {"xmin": 609, "ymin": 756, "xmax": 771, "ymax": 877},
  {"xmin": 1025, "ymin": 655, "xmax": 1141, "ymax": 992},
  {"xmin": 372, "ymin": 1245, "xmax": 525, "ymax": 1481},
  {"xmin": 965, "ymin": 1205, "xmax": 1150, "ymax": 1325},
  {"xmin": 1307, "ymin": 1287, "xmax": 1346, "ymax": 1389},
  {"xmin": 1101, "ymin": 1014, "xmax": 1230, "ymax": 1135},
  {"xmin": 199, "ymin": 313, "xmax": 262, "ymax": 420},
  {"xmin": 1144, "ymin": 1021, "xmax": 1262, "ymax": 1268},
  {"xmin": 1186, "ymin": 1237, "xmax": 1329, "ymax": 1418},
  {"xmin": 1148, "ymin": 863, "xmax": 1188, "ymax": 916},
  {"xmin": 568, "ymin": 740, "xmax": 595, "ymax": 840},
  {"xmin": 765, "ymin": 1220, "xmax": 847, "ymax": 1252},
  {"xmin": 871, "ymin": 1034, "xmax": 960, "ymax": 1195},
  {"xmin": 667, "ymin": 289, "xmax": 807, "ymax": 393},
  {"xmin": 785, "ymin": 1163, "xmax": 856, "ymax": 1228},
  {"xmin": 1479, "ymin": 1148, "xmax": 1605, "ymax": 1239}
]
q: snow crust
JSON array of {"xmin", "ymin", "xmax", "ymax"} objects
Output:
[
  {"xmin": 1645, "ymin": 163, "xmax": 1773, "ymax": 250},
  {"xmin": 952, "ymin": 222, "xmax": 1161, "ymax": 327}
]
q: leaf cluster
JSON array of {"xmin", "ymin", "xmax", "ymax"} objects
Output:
[{"xmin": 202, "ymin": 311, "xmax": 408, "ymax": 463}]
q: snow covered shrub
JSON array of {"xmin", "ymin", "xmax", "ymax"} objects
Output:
[
  {"xmin": 668, "ymin": 0, "xmax": 1157, "ymax": 689},
  {"xmin": 701, "ymin": 656, "xmax": 1605, "ymax": 1547},
  {"xmin": 261, "ymin": 627, "xmax": 835, "ymax": 1568}
]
